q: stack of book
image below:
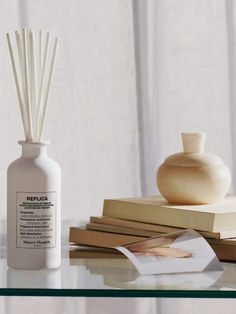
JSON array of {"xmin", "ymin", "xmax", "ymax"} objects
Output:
[{"xmin": 70, "ymin": 195, "xmax": 236, "ymax": 261}]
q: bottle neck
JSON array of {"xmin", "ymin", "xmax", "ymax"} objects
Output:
[{"xmin": 19, "ymin": 141, "xmax": 49, "ymax": 158}]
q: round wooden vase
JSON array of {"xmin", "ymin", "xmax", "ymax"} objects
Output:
[{"xmin": 156, "ymin": 133, "xmax": 231, "ymax": 204}]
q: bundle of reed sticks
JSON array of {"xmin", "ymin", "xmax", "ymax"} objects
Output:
[{"xmin": 6, "ymin": 29, "xmax": 58, "ymax": 141}]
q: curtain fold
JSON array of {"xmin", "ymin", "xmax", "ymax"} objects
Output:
[
  {"xmin": 132, "ymin": 0, "xmax": 236, "ymax": 312},
  {"xmin": 134, "ymin": 0, "xmax": 233, "ymax": 196},
  {"xmin": 133, "ymin": 0, "xmax": 163, "ymax": 196},
  {"xmin": 0, "ymin": 0, "xmax": 141, "ymax": 222},
  {"xmin": 225, "ymin": 0, "xmax": 236, "ymax": 191}
]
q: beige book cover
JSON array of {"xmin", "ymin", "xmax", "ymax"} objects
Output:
[
  {"xmin": 102, "ymin": 195, "xmax": 236, "ymax": 232},
  {"xmin": 69, "ymin": 227, "xmax": 236, "ymax": 261},
  {"xmin": 90, "ymin": 216, "xmax": 236, "ymax": 239},
  {"xmin": 86, "ymin": 221, "xmax": 236, "ymax": 246},
  {"xmin": 69, "ymin": 227, "xmax": 144, "ymax": 248},
  {"xmin": 86, "ymin": 223, "xmax": 161, "ymax": 237}
]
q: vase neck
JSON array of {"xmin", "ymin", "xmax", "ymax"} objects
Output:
[
  {"xmin": 181, "ymin": 132, "xmax": 206, "ymax": 153},
  {"xmin": 19, "ymin": 141, "xmax": 49, "ymax": 158}
]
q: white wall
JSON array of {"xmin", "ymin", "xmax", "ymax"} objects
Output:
[{"xmin": 0, "ymin": 0, "xmax": 140, "ymax": 221}]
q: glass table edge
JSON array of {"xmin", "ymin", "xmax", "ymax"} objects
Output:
[{"xmin": 1, "ymin": 289, "xmax": 236, "ymax": 298}]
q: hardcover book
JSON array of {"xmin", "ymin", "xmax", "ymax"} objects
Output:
[
  {"xmin": 69, "ymin": 226, "xmax": 236, "ymax": 261},
  {"xmin": 69, "ymin": 227, "xmax": 143, "ymax": 248},
  {"xmin": 89, "ymin": 216, "xmax": 236, "ymax": 240},
  {"xmin": 102, "ymin": 195, "xmax": 236, "ymax": 232}
]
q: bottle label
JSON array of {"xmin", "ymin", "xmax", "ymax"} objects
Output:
[{"xmin": 16, "ymin": 192, "xmax": 56, "ymax": 249}]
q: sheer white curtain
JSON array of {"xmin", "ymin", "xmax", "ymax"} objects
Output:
[
  {"xmin": 134, "ymin": 0, "xmax": 233, "ymax": 195},
  {"xmin": 0, "ymin": 0, "xmax": 152, "ymax": 313},
  {"xmin": 1, "ymin": 0, "xmax": 236, "ymax": 313},
  {"xmin": 0, "ymin": 0, "xmax": 141, "ymax": 223},
  {"xmin": 133, "ymin": 0, "xmax": 236, "ymax": 313}
]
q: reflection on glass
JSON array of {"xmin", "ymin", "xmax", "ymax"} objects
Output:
[
  {"xmin": 7, "ymin": 267, "xmax": 61, "ymax": 289},
  {"xmin": 70, "ymin": 257, "xmax": 223, "ymax": 290}
]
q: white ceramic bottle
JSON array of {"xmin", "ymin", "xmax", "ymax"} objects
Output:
[{"xmin": 7, "ymin": 141, "xmax": 61, "ymax": 269}]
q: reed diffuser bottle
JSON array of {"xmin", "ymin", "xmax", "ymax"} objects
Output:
[{"xmin": 6, "ymin": 29, "xmax": 61, "ymax": 269}]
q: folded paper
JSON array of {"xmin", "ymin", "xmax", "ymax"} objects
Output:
[{"xmin": 115, "ymin": 229, "xmax": 222, "ymax": 275}]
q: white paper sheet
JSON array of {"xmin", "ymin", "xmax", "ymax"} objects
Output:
[{"xmin": 115, "ymin": 229, "xmax": 223, "ymax": 275}]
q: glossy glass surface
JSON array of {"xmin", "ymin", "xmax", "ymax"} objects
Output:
[{"xmin": 1, "ymin": 222, "xmax": 236, "ymax": 298}]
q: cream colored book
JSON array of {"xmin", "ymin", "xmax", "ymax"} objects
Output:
[
  {"xmin": 69, "ymin": 227, "xmax": 236, "ymax": 261},
  {"xmin": 69, "ymin": 227, "xmax": 144, "ymax": 247},
  {"xmin": 86, "ymin": 222, "xmax": 162, "ymax": 237},
  {"xmin": 102, "ymin": 195, "xmax": 236, "ymax": 232},
  {"xmin": 90, "ymin": 216, "xmax": 236, "ymax": 239},
  {"xmin": 86, "ymin": 221, "xmax": 236, "ymax": 246}
]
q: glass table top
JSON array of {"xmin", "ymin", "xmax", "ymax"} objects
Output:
[{"xmin": 1, "ymin": 222, "xmax": 236, "ymax": 298}]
